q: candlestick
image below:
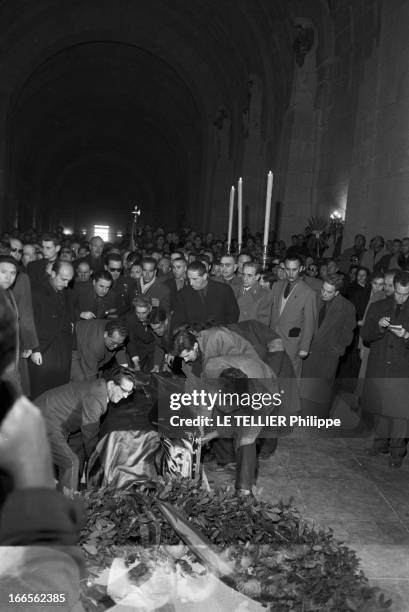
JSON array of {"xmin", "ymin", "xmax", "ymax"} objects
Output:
[
  {"xmin": 227, "ymin": 186, "xmax": 235, "ymax": 254},
  {"xmin": 263, "ymin": 171, "xmax": 273, "ymax": 249},
  {"xmin": 237, "ymin": 177, "xmax": 243, "ymax": 253},
  {"xmin": 130, "ymin": 204, "xmax": 141, "ymax": 250}
]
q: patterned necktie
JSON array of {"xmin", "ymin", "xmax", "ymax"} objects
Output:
[{"xmin": 283, "ymin": 281, "xmax": 292, "ymax": 299}]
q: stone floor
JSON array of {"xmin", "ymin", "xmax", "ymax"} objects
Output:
[{"xmin": 206, "ymin": 427, "xmax": 409, "ymax": 612}]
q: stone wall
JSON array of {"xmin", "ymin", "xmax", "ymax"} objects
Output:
[{"xmin": 0, "ymin": 0, "xmax": 407, "ymax": 247}]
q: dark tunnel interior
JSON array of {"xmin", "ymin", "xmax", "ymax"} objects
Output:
[{"xmin": 7, "ymin": 41, "xmax": 203, "ymax": 233}]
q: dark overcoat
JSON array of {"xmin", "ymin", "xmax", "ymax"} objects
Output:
[
  {"xmin": 29, "ymin": 278, "xmax": 74, "ymax": 398},
  {"xmin": 173, "ymin": 279, "xmax": 239, "ymax": 331},
  {"xmin": 301, "ymin": 293, "xmax": 356, "ymax": 404},
  {"xmin": 360, "ymin": 296, "xmax": 409, "ymax": 419}
]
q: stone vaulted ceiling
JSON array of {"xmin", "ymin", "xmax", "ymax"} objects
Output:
[{"xmin": 0, "ymin": 0, "xmax": 336, "ymax": 233}]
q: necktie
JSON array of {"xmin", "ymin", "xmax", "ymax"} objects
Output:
[
  {"xmin": 283, "ymin": 282, "xmax": 292, "ymax": 299},
  {"xmin": 318, "ymin": 302, "xmax": 327, "ymax": 328},
  {"xmin": 395, "ymin": 304, "xmax": 402, "ymax": 317},
  {"xmin": 198, "ymin": 289, "xmax": 206, "ymax": 304}
]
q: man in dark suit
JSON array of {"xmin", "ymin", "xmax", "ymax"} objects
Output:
[
  {"xmin": 132, "ymin": 257, "xmax": 171, "ymax": 312},
  {"xmin": 269, "ymin": 255, "xmax": 317, "ymax": 377},
  {"xmin": 124, "ymin": 295, "xmax": 156, "ymax": 372},
  {"xmin": 82, "ymin": 235, "xmax": 105, "ymax": 274},
  {"xmin": 361, "ymin": 270, "xmax": 409, "ymax": 467},
  {"xmin": 35, "ymin": 367, "xmax": 137, "ymax": 492},
  {"xmin": 219, "ymin": 254, "xmax": 242, "ymax": 297},
  {"xmin": 300, "ymin": 274, "xmax": 356, "ymax": 417},
  {"xmin": 71, "ymin": 318, "xmax": 128, "ymax": 381},
  {"xmin": 71, "ymin": 270, "xmax": 116, "ymax": 320},
  {"xmin": 164, "ymin": 257, "xmax": 188, "ymax": 310},
  {"xmin": 29, "ymin": 261, "xmax": 75, "ymax": 398},
  {"xmin": 27, "ymin": 233, "xmax": 61, "ymax": 286},
  {"xmin": 173, "ymin": 261, "xmax": 239, "ymax": 331}
]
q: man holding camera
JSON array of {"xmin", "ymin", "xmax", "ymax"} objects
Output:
[{"xmin": 361, "ymin": 270, "xmax": 409, "ymax": 467}]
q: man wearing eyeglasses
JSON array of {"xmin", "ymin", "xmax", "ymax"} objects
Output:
[
  {"xmin": 9, "ymin": 238, "xmax": 24, "ymax": 262},
  {"xmin": 104, "ymin": 253, "xmax": 132, "ymax": 316},
  {"xmin": 35, "ymin": 367, "xmax": 137, "ymax": 494}
]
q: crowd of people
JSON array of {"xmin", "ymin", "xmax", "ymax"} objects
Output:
[{"xmin": 0, "ymin": 223, "xmax": 409, "ymax": 504}]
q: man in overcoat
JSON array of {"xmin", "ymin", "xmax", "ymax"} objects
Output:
[
  {"xmin": 173, "ymin": 261, "xmax": 239, "ymax": 331},
  {"xmin": 300, "ymin": 274, "xmax": 356, "ymax": 417},
  {"xmin": 71, "ymin": 318, "xmax": 128, "ymax": 381},
  {"xmin": 269, "ymin": 255, "xmax": 317, "ymax": 377},
  {"xmin": 29, "ymin": 261, "xmax": 74, "ymax": 398},
  {"xmin": 237, "ymin": 261, "xmax": 273, "ymax": 325},
  {"xmin": 36, "ymin": 367, "xmax": 136, "ymax": 492},
  {"xmin": 361, "ymin": 270, "xmax": 409, "ymax": 467}
]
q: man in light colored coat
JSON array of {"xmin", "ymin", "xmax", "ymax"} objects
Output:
[{"xmin": 269, "ymin": 255, "xmax": 317, "ymax": 377}]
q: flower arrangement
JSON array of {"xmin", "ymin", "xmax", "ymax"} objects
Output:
[{"xmin": 79, "ymin": 479, "xmax": 392, "ymax": 612}]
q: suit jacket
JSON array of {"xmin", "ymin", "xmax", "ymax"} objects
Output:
[
  {"xmin": 173, "ymin": 279, "xmax": 239, "ymax": 331},
  {"xmin": 270, "ymin": 279, "xmax": 317, "ymax": 376},
  {"xmin": 71, "ymin": 281, "xmax": 116, "ymax": 320},
  {"xmin": 12, "ymin": 269, "xmax": 38, "ymax": 350},
  {"xmin": 133, "ymin": 278, "xmax": 171, "ymax": 312},
  {"xmin": 36, "ymin": 378, "xmax": 108, "ymax": 459},
  {"xmin": 74, "ymin": 319, "xmax": 114, "ymax": 380},
  {"xmin": 303, "ymin": 276, "xmax": 323, "ymax": 295},
  {"xmin": 302, "ymin": 294, "xmax": 356, "ymax": 380},
  {"xmin": 31, "ymin": 279, "xmax": 74, "ymax": 355},
  {"xmin": 110, "ymin": 276, "xmax": 132, "ymax": 316},
  {"xmin": 26, "ymin": 259, "xmax": 49, "ymax": 286},
  {"xmin": 164, "ymin": 276, "xmax": 189, "ymax": 311},
  {"xmin": 196, "ymin": 327, "xmax": 278, "ymax": 446},
  {"xmin": 237, "ymin": 283, "xmax": 273, "ymax": 325},
  {"xmin": 217, "ymin": 275, "xmax": 242, "ymax": 299},
  {"xmin": 83, "ymin": 254, "xmax": 105, "ymax": 274},
  {"xmin": 124, "ymin": 311, "xmax": 156, "ymax": 372}
]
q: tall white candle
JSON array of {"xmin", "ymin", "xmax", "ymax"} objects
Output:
[
  {"xmin": 263, "ymin": 171, "xmax": 273, "ymax": 248},
  {"xmin": 227, "ymin": 186, "xmax": 235, "ymax": 251},
  {"xmin": 238, "ymin": 177, "xmax": 243, "ymax": 248}
]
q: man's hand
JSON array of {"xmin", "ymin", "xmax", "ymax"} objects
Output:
[
  {"xmin": 132, "ymin": 356, "xmax": 141, "ymax": 371},
  {"xmin": 80, "ymin": 311, "xmax": 96, "ymax": 320},
  {"xmin": 30, "ymin": 351, "xmax": 42, "ymax": 365},
  {"xmin": 267, "ymin": 338, "xmax": 284, "ymax": 352},
  {"xmin": 379, "ymin": 316, "xmax": 390, "ymax": 328},
  {"xmin": 0, "ymin": 396, "xmax": 55, "ymax": 489},
  {"xmin": 299, "ymin": 350, "xmax": 309, "ymax": 359},
  {"xmin": 201, "ymin": 430, "xmax": 219, "ymax": 444},
  {"xmin": 389, "ymin": 326, "xmax": 409, "ymax": 339}
]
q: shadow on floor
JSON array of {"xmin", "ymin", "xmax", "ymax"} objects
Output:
[{"xmin": 206, "ymin": 429, "xmax": 409, "ymax": 612}]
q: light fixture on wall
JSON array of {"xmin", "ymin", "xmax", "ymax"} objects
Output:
[
  {"xmin": 330, "ymin": 209, "xmax": 345, "ymax": 221},
  {"xmin": 63, "ymin": 228, "xmax": 72, "ymax": 235}
]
